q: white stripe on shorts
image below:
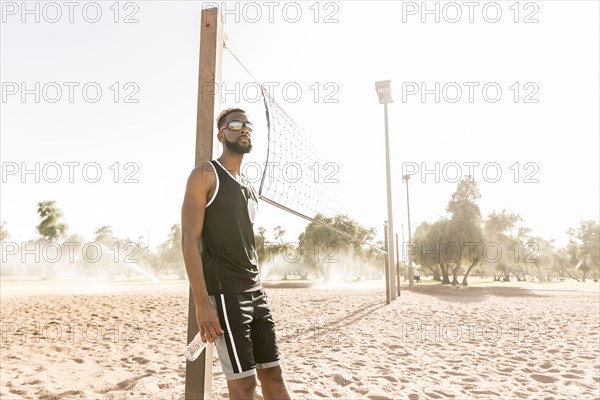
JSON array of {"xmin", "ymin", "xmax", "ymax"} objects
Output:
[{"xmin": 220, "ymin": 294, "xmax": 242, "ymax": 373}]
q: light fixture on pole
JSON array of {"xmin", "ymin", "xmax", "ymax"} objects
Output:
[
  {"xmin": 375, "ymin": 80, "xmax": 397, "ymax": 301},
  {"xmin": 403, "ymin": 174, "xmax": 413, "ymax": 287}
]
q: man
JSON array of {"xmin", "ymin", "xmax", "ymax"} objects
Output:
[
  {"xmin": 414, "ymin": 269, "xmax": 421, "ymax": 283},
  {"xmin": 181, "ymin": 108, "xmax": 291, "ymax": 399}
]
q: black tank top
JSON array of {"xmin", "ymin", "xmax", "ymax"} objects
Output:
[{"xmin": 201, "ymin": 160, "xmax": 261, "ymax": 294}]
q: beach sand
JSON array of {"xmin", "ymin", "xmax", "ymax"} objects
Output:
[{"xmin": 1, "ymin": 280, "xmax": 599, "ymax": 399}]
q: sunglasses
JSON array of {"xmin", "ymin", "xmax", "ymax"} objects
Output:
[{"xmin": 219, "ymin": 120, "xmax": 254, "ymax": 133}]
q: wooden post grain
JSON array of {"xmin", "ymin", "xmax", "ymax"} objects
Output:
[{"xmin": 185, "ymin": 7, "xmax": 223, "ymax": 400}]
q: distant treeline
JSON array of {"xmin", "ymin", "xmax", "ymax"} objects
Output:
[
  {"xmin": 1, "ymin": 184, "xmax": 598, "ymax": 284},
  {"xmin": 255, "ymin": 177, "xmax": 599, "ymax": 285}
]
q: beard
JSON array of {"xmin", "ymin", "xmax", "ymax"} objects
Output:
[{"xmin": 224, "ymin": 136, "xmax": 252, "ymax": 154}]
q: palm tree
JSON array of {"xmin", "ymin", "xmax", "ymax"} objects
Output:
[
  {"xmin": 36, "ymin": 201, "xmax": 67, "ymax": 242},
  {"xmin": 0, "ymin": 221, "xmax": 9, "ymax": 242}
]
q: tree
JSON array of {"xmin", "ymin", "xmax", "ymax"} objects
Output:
[
  {"xmin": 0, "ymin": 221, "xmax": 9, "ymax": 242},
  {"xmin": 158, "ymin": 224, "xmax": 184, "ymax": 278},
  {"xmin": 36, "ymin": 201, "xmax": 67, "ymax": 242},
  {"xmin": 427, "ymin": 218, "xmax": 452, "ymax": 284},
  {"xmin": 298, "ymin": 214, "xmax": 377, "ymax": 281},
  {"xmin": 36, "ymin": 201, "xmax": 68, "ymax": 279},
  {"xmin": 363, "ymin": 240, "xmax": 386, "ymax": 279},
  {"xmin": 568, "ymin": 220, "xmax": 600, "ymax": 282},
  {"xmin": 271, "ymin": 225, "xmax": 291, "ymax": 279},
  {"xmin": 299, "ymin": 214, "xmax": 335, "ymax": 280},
  {"xmin": 94, "ymin": 225, "xmax": 114, "ymax": 245},
  {"xmin": 0, "ymin": 221, "xmax": 12, "ymax": 276},
  {"xmin": 274, "ymin": 226, "xmax": 286, "ymax": 243},
  {"xmin": 521, "ymin": 234, "xmax": 556, "ymax": 282},
  {"xmin": 481, "ymin": 210, "xmax": 523, "ymax": 282},
  {"xmin": 93, "ymin": 225, "xmax": 117, "ymax": 276},
  {"xmin": 446, "ymin": 178, "xmax": 483, "ymax": 286},
  {"xmin": 255, "ymin": 226, "xmax": 269, "ymax": 268},
  {"xmin": 327, "ymin": 214, "xmax": 376, "ymax": 281},
  {"xmin": 413, "ymin": 221, "xmax": 442, "ymax": 281}
]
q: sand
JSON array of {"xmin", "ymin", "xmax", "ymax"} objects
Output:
[{"xmin": 1, "ymin": 280, "xmax": 599, "ymax": 399}]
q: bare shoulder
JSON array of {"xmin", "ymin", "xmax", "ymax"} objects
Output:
[
  {"xmin": 187, "ymin": 161, "xmax": 216, "ymax": 189},
  {"xmin": 182, "ymin": 163, "xmax": 216, "ymax": 232}
]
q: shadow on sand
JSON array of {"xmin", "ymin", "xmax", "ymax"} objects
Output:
[
  {"xmin": 262, "ymin": 280, "xmax": 316, "ymax": 289},
  {"xmin": 405, "ymin": 284, "xmax": 548, "ymax": 303}
]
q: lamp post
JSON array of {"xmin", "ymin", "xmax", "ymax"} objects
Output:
[
  {"xmin": 384, "ymin": 221, "xmax": 390, "ymax": 304},
  {"xmin": 375, "ymin": 80, "xmax": 397, "ymax": 301},
  {"xmin": 403, "ymin": 174, "xmax": 413, "ymax": 287}
]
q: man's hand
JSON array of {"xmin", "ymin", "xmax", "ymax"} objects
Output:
[{"xmin": 195, "ymin": 299, "xmax": 224, "ymax": 343}]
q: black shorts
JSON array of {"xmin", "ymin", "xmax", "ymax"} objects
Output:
[{"xmin": 209, "ymin": 288, "xmax": 281, "ymax": 380}]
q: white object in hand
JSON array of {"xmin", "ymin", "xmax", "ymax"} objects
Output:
[{"xmin": 184, "ymin": 332, "xmax": 208, "ymax": 361}]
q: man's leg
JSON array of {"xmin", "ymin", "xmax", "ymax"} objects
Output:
[
  {"xmin": 251, "ymin": 289, "xmax": 290, "ymax": 400},
  {"xmin": 227, "ymin": 375, "xmax": 257, "ymax": 400},
  {"xmin": 257, "ymin": 366, "xmax": 290, "ymax": 400},
  {"xmin": 210, "ymin": 293, "xmax": 259, "ymax": 395}
]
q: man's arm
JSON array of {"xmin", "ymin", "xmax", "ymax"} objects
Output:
[{"xmin": 181, "ymin": 162, "xmax": 224, "ymax": 342}]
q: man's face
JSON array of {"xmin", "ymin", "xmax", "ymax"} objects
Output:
[{"xmin": 219, "ymin": 111, "xmax": 253, "ymax": 154}]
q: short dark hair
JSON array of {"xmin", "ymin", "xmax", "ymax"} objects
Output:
[{"xmin": 216, "ymin": 107, "xmax": 246, "ymax": 130}]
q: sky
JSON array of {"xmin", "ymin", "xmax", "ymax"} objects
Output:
[{"xmin": 1, "ymin": 1, "xmax": 599, "ymax": 255}]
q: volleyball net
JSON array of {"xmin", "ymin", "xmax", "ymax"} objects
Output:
[{"xmin": 224, "ymin": 45, "xmax": 384, "ymax": 251}]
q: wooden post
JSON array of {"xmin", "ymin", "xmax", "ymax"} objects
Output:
[
  {"xmin": 185, "ymin": 6, "xmax": 223, "ymax": 400},
  {"xmin": 396, "ymin": 233, "xmax": 401, "ymax": 297},
  {"xmin": 404, "ymin": 175, "xmax": 414, "ymax": 287},
  {"xmin": 384, "ymin": 221, "xmax": 390, "ymax": 304},
  {"xmin": 402, "ymin": 223, "xmax": 406, "ymax": 284}
]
